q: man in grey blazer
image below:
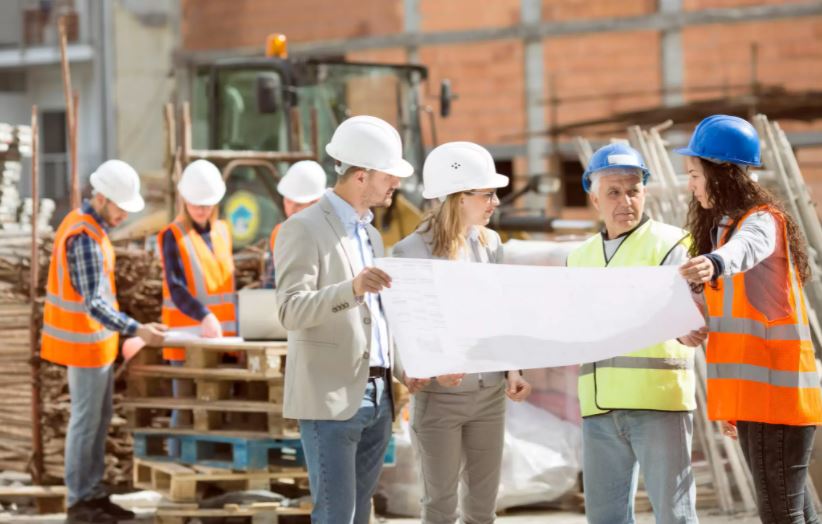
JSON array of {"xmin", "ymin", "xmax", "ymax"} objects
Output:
[{"xmin": 274, "ymin": 115, "xmax": 427, "ymax": 523}]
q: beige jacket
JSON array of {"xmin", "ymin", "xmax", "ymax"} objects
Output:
[{"xmin": 275, "ymin": 195, "xmax": 399, "ymax": 420}]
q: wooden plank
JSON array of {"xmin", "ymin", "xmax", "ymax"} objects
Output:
[
  {"xmin": 0, "ymin": 485, "xmax": 67, "ymax": 514},
  {"xmin": 128, "ymin": 364, "xmax": 282, "ymax": 381},
  {"xmin": 122, "ymin": 398, "xmax": 284, "ymax": 414},
  {"xmin": 0, "ymin": 485, "xmax": 66, "ymax": 497},
  {"xmin": 131, "ymin": 427, "xmax": 301, "ymax": 440},
  {"xmin": 150, "ymin": 337, "xmax": 287, "ymax": 351}
]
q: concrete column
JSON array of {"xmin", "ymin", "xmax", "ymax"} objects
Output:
[
  {"xmin": 660, "ymin": 0, "xmax": 684, "ymax": 107},
  {"xmin": 404, "ymin": 0, "xmax": 421, "ymax": 63},
  {"xmin": 521, "ymin": 0, "xmax": 548, "ymax": 208}
]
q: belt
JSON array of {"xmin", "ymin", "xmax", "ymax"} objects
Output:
[{"xmin": 368, "ymin": 366, "xmax": 389, "ymax": 379}]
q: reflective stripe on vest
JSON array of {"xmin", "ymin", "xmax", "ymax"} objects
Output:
[
  {"xmin": 580, "ymin": 356, "xmax": 692, "ymax": 376},
  {"xmin": 42, "ymin": 323, "xmax": 116, "ymax": 344},
  {"xmin": 159, "ymin": 218, "xmax": 237, "ymax": 361},
  {"xmin": 708, "ymin": 363, "xmax": 819, "ymax": 389},
  {"xmin": 41, "ymin": 208, "xmax": 120, "ymax": 368},
  {"xmin": 704, "ymin": 205, "xmax": 822, "ymax": 425},
  {"xmin": 568, "ymin": 219, "xmax": 696, "ymax": 417}
]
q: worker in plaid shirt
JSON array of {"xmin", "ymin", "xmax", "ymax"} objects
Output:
[{"xmin": 41, "ymin": 160, "xmax": 166, "ymax": 524}]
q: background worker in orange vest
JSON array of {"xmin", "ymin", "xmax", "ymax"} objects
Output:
[
  {"xmin": 41, "ymin": 160, "xmax": 167, "ymax": 523},
  {"xmin": 263, "ymin": 160, "xmax": 326, "ymax": 287},
  {"xmin": 158, "ymin": 159, "xmax": 237, "ymax": 454},
  {"xmin": 679, "ymin": 115, "xmax": 822, "ymax": 523}
]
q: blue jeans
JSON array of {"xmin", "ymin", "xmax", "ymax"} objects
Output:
[
  {"xmin": 582, "ymin": 410, "xmax": 697, "ymax": 524},
  {"xmin": 299, "ymin": 378, "xmax": 393, "ymax": 524},
  {"xmin": 65, "ymin": 364, "xmax": 114, "ymax": 507}
]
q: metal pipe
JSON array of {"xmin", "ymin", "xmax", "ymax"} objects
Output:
[
  {"xmin": 188, "ymin": 149, "xmax": 318, "ymax": 163},
  {"xmin": 29, "ymin": 105, "xmax": 44, "ymax": 484}
]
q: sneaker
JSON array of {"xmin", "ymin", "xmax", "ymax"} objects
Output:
[
  {"xmin": 88, "ymin": 496, "xmax": 137, "ymax": 520},
  {"xmin": 66, "ymin": 501, "xmax": 118, "ymax": 523}
]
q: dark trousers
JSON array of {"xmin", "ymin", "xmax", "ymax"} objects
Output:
[{"xmin": 737, "ymin": 421, "xmax": 819, "ymax": 524}]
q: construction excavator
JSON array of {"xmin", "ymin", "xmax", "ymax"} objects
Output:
[{"xmin": 122, "ymin": 34, "xmax": 445, "ymax": 249}]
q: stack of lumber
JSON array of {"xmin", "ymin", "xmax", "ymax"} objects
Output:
[
  {"xmin": 0, "ymin": 294, "xmax": 36, "ymax": 474},
  {"xmin": 114, "ymin": 246, "xmax": 164, "ymax": 324},
  {"xmin": 0, "ymin": 225, "xmax": 50, "ymax": 478}
]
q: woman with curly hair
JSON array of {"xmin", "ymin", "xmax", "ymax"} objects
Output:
[{"xmin": 678, "ymin": 115, "xmax": 822, "ymax": 523}]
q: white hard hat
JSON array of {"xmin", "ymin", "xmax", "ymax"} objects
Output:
[
  {"xmin": 422, "ymin": 142, "xmax": 509, "ymax": 200},
  {"xmin": 89, "ymin": 159, "xmax": 145, "ymax": 213},
  {"xmin": 277, "ymin": 161, "xmax": 327, "ymax": 203},
  {"xmin": 178, "ymin": 160, "xmax": 226, "ymax": 206},
  {"xmin": 325, "ymin": 115, "xmax": 414, "ymax": 178}
]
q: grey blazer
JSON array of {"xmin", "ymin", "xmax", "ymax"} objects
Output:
[
  {"xmin": 392, "ymin": 227, "xmax": 505, "ymax": 393},
  {"xmin": 275, "ymin": 194, "xmax": 399, "ymax": 420}
]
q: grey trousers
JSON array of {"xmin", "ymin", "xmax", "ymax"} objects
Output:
[{"xmin": 411, "ymin": 382, "xmax": 506, "ymax": 524}]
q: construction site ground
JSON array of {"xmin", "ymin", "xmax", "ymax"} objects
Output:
[
  {"xmin": 0, "ymin": 509, "xmax": 761, "ymax": 523},
  {"xmin": 387, "ymin": 512, "xmax": 759, "ymax": 523}
]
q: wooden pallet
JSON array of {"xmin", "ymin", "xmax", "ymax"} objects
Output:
[
  {"xmin": 127, "ymin": 374, "xmax": 285, "ymax": 404},
  {"xmin": 133, "ymin": 459, "xmax": 309, "ymax": 503},
  {"xmin": 134, "ymin": 431, "xmax": 304, "ymax": 471},
  {"xmin": 154, "ymin": 501, "xmax": 311, "ymax": 524},
  {"xmin": 124, "ymin": 399, "xmax": 299, "ymax": 438},
  {"xmin": 124, "ymin": 339, "xmax": 297, "ymax": 437},
  {"xmin": 0, "ymin": 485, "xmax": 66, "ymax": 514},
  {"xmin": 131, "ymin": 340, "xmax": 287, "ymax": 381}
]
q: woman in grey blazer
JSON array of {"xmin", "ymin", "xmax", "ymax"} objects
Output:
[{"xmin": 392, "ymin": 142, "xmax": 532, "ymax": 524}]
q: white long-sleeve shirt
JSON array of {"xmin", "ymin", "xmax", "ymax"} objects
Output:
[{"xmin": 712, "ymin": 211, "xmax": 777, "ymax": 276}]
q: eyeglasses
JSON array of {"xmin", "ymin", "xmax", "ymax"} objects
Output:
[{"xmin": 463, "ymin": 190, "xmax": 499, "ymax": 203}]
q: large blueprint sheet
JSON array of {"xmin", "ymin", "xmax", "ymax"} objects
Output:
[{"xmin": 375, "ymin": 258, "xmax": 704, "ymax": 378}]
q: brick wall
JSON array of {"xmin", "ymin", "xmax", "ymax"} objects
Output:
[{"xmin": 181, "ymin": 0, "xmax": 402, "ymax": 50}]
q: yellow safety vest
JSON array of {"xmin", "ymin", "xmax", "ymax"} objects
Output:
[{"xmin": 568, "ymin": 219, "xmax": 696, "ymax": 417}]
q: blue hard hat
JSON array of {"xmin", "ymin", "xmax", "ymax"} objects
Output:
[
  {"xmin": 675, "ymin": 114, "xmax": 761, "ymax": 166},
  {"xmin": 582, "ymin": 143, "xmax": 650, "ymax": 193}
]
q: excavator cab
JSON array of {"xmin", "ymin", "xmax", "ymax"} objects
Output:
[{"xmin": 189, "ymin": 54, "xmax": 429, "ymax": 249}]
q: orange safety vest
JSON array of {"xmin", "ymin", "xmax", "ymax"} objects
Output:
[
  {"xmin": 41, "ymin": 208, "xmax": 120, "ymax": 367},
  {"xmin": 705, "ymin": 205, "xmax": 822, "ymax": 425},
  {"xmin": 269, "ymin": 223, "xmax": 282, "ymax": 256},
  {"xmin": 159, "ymin": 218, "xmax": 237, "ymax": 361}
]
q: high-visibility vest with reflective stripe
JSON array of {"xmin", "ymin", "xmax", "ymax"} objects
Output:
[
  {"xmin": 41, "ymin": 208, "xmax": 120, "ymax": 367},
  {"xmin": 159, "ymin": 218, "xmax": 237, "ymax": 361},
  {"xmin": 269, "ymin": 223, "xmax": 281, "ymax": 255},
  {"xmin": 568, "ymin": 219, "xmax": 696, "ymax": 417},
  {"xmin": 705, "ymin": 206, "xmax": 822, "ymax": 425}
]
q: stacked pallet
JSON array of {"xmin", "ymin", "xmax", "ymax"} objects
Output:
[{"xmin": 122, "ymin": 338, "xmax": 311, "ymax": 522}]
